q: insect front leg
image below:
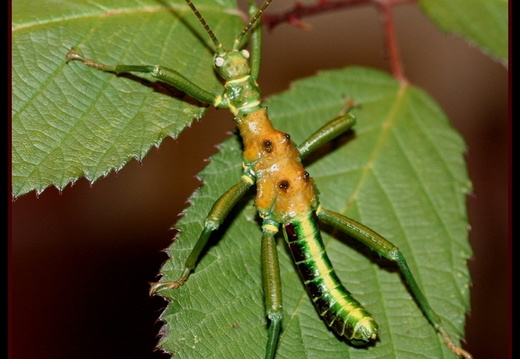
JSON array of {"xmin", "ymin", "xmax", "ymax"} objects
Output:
[
  {"xmin": 65, "ymin": 49, "xmax": 223, "ymax": 107},
  {"xmin": 245, "ymin": 1, "xmax": 262, "ymax": 80},
  {"xmin": 261, "ymin": 225, "xmax": 283, "ymax": 359},
  {"xmin": 150, "ymin": 179, "xmax": 252, "ymax": 295},
  {"xmin": 316, "ymin": 207, "xmax": 473, "ymax": 359}
]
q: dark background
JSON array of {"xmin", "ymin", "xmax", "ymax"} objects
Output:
[{"xmin": 10, "ymin": 3, "xmax": 509, "ymax": 359}]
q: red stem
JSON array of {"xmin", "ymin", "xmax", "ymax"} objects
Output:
[
  {"xmin": 263, "ymin": 0, "xmax": 370, "ymax": 29},
  {"xmin": 262, "ymin": 0, "xmax": 415, "ymax": 82},
  {"xmin": 375, "ymin": 0, "xmax": 408, "ymax": 82}
]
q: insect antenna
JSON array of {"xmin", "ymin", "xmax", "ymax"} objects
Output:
[
  {"xmin": 233, "ymin": 0, "xmax": 275, "ymax": 50},
  {"xmin": 184, "ymin": 0, "xmax": 223, "ymax": 52}
]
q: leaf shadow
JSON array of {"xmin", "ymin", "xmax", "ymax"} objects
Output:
[
  {"xmin": 320, "ymin": 220, "xmax": 400, "ymax": 274},
  {"xmin": 116, "ymin": 72, "xmax": 211, "ymax": 109},
  {"xmin": 193, "ymin": 187, "xmax": 257, "ymax": 264},
  {"xmin": 300, "ymin": 129, "xmax": 358, "ymax": 169}
]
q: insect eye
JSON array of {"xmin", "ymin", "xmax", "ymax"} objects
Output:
[
  {"xmin": 215, "ymin": 57, "xmax": 225, "ymax": 67},
  {"xmin": 240, "ymin": 49, "xmax": 250, "ymax": 59}
]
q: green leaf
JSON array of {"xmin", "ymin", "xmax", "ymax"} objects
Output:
[
  {"xmin": 154, "ymin": 67, "xmax": 472, "ymax": 358},
  {"xmin": 12, "ymin": 1, "xmax": 473, "ymax": 357},
  {"xmin": 12, "ymin": 0, "xmax": 241, "ymax": 197},
  {"xmin": 420, "ymin": 0, "xmax": 508, "ymax": 66}
]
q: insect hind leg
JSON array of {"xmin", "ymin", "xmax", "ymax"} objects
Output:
[{"xmin": 316, "ymin": 207, "xmax": 473, "ymax": 359}]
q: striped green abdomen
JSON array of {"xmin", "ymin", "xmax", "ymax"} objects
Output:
[{"xmin": 283, "ymin": 212, "xmax": 379, "ymax": 345}]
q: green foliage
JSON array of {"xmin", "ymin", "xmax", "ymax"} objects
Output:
[
  {"xmin": 420, "ymin": 0, "xmax": 508, "ymax": 65},
  {"xmin": 12, "ymin": 0, "xmax": 241, "ymax": 197},
  {"xmin": 156, "ymin": 68, "xmax": 472, "ymax": 358},
  {"xmin": 11, "ymin": 0, "xmax": 507, "ymax": 197},
  {"xmin": 12, "ymin": 0, "xmax": 507, "ymax": 357}
]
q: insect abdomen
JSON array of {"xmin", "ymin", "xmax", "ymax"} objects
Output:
[{"xmin": 283, "ymin": 213, "xmax": 379, "ymax": 345}]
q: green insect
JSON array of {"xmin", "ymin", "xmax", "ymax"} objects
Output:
[{"xmin": 65, "ymin": 1, "xmax": 472, "ymax": 358}]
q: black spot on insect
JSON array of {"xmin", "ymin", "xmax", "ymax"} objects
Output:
[
  {"xmin": 303, "ymin": 171, "xmax": 310, "ymax": 181},
  {"xmin": 278, "ymin": 180, "xmax": 290, "ymax": 191},
  {"xmin": 284, "ymin": 133, "xmax": 290, "ymax": 140},
  {"xmin": 263, "ymin": 139, "xmax": 273, "ymax": 153}
]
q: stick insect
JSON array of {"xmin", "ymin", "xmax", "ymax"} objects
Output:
[{"xmin": 65, "ymin": 1, "xmax": 472, "ymax": 358}]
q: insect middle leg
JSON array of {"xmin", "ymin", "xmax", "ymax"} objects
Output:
[
  {"xmin": 149, "ymin": 179, "xmax": 252, "ymax": 294},
  {"xmin": 261, "ymin": 227, "xmax": 283, "ymax": 359}
]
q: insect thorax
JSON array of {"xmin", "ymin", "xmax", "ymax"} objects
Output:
[{"xmin": 237, "ymin": 108, "xmax": 319, "ymax": 223}]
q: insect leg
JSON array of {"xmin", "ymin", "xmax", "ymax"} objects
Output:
[
  {"xmin": 298, "ymin": 110, "xmax": 356, "ymax": 160},
  {"xmin": 261, "ymin": 226, "xmax": 283, "ymax": 359},
  {"xmin": 65, "ymin": 48, "xmax": 221, "ymax": 106},
  {"xmin": 150, "ymin": 178, "xmax": 253, "ymax": 295},
  {"xmin": 247, "ymin": 2, "xmax": 262, "ymax": 80},
  {"xmin": 316, "ymin": 207, "xmax": 472, "ymax": 359}
]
